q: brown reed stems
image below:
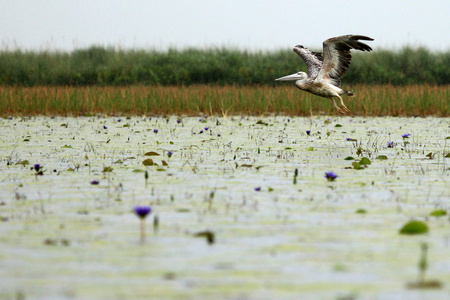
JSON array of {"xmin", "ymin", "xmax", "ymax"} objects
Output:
[{"xmin": 0, "ymin": 84, "xmax": 448, "ymax": 117}]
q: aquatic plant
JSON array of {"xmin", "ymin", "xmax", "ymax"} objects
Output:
[
  {"xmin": 325, "ymin": 171, "xmax": 338, "ymax": 182},
  {"xmin": 33, "ymin": 164, "xmax": 44, "ymax": 176},
  {"xmin": 134, "ymin": 205, "xmax": 152, "ymax": 243},
  {"xmin": 1, "ymin": 85, "xmax": 448, "ymax": 117},
  {"xmin": 194, "ymin": 230, "xmax": 215, "ymax": 245},
  {"xmin": 387, "ymin": 141, "xmax": 395, "ymax": 148},
  {"xmin": 399, "ymin": 220, "xmax": 429, "ymax": 235},
  {"xmin": 402, "ymin": 133, "xmax": 411, "ymax": 138}
]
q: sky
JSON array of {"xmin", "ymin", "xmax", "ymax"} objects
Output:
[{"xmin": 1, "ymin": 0, "xmax": 449, "ymax": 52}]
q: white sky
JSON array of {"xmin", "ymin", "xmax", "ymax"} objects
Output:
[{"xmin": 1, "ymin": 0, "xmax": 449, "ymax": 52}]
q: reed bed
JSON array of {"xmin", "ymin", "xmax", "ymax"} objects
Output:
[{"xmin": 0, "ymin": 84, "xmax": 448, "ymax": 117}]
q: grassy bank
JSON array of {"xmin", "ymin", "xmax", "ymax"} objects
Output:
[
  {"xmin": 1, "ymin": 46, "xmax": 449, "ymax": 86},
  {"xmin": 1, "ymin": 84, "xmax": 448, "ymax": 117}
]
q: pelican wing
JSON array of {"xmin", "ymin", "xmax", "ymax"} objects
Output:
[
  {"xmin": 317, "ymin": 35, "xmax": 373, "ymax": 87},
  {"xmin": 293, "ymin": 45, "xmax": 323, "ymax": 79}
]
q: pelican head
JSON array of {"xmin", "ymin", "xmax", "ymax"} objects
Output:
[{"xmin": 275, "ymin": 71, "xmax": 307, "ymax": 82}]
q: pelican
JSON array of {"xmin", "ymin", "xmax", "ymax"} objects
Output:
[{"xmin": 276, "ymin": 35, "xmax": 374, "ymax": 113}]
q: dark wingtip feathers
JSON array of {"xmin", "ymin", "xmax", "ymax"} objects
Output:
[
  {"xmin": 350, "ymin": 35, "xmax": 374, "ymax": 52},
  {"xmin": 351, "ymin": 35, "xmax": 374, "ymax": 41}
]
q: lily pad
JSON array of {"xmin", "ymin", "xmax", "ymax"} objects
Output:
[
  {"xmin": 145, "ymin": 151, "xmax": 160, "ymax": 156},
  {"xmin": 430, "ymin": 209, "xmax": 447, "ymax": 217},
  {"xmin": 359, "ymin": 157, "xmax": 371, "ymax": 165},
  {"xmin": 376, "ymin": 155, "xmax": 388, "ymax": 160},
  {"xmin": 142, "ymin": 159, "xmax": 154, "ymax": 166},
  {"xmin": 16, "ymin": 160, "xmax": 30, "ymax": 166},
  {"xmin": 352, "ymin": 162, "xmax": 364, "ymax": 170},
  {"xmin": 399, "ymin": 220, "xmax": 429, "ymax": 235}
]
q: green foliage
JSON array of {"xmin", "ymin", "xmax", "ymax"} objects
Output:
[
  {"xmin": 0, "ymin": 46, "xmax": 448, "ymax": 86},
  {"xmin": 399, "ymin": 220, "xmax": 429, "ymax": 235},
  {"xmin": 430, "ymin": 209, "xmax": 447, "ymax": 217}
]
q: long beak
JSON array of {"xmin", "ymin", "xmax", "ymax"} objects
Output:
[{"xmin": 275, "ymin": 73, "xmax": 302, "ymax": 81}]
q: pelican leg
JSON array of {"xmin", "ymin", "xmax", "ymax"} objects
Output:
[
  {"xmin": 337, "ymin": 95, "xmax": 350, "ymax": 112},
  {"xmin": 331, "ymin": 98, "xmax": 345, "ymax": 114}
]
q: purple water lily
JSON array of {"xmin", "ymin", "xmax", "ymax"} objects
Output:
[
  {"xmin": 134, "ymin": 205, "xmax": 152, "ymax": 219},
  {"xmin": 325, "ymin": 171, "xmax": 338, "ymax": 182}
]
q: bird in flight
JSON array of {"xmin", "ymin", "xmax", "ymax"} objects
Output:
[{"xmin": 276, "ymin": 35, "xmax": 373, "ymax": 113}]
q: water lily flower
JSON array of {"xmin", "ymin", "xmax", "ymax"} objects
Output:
[
  {"xmin": 168, "ymin": 151, "xmax": 173, "ymax": 158},
  {"xmin": 176, "ymin": 119, "xmax": 181, "ymax": 124},
  {"xmin": 254, "ymin": 187, "xmax": 261, "ymax": 191},
  {"xmin": 90, "ymin": 180, "xmax": 99, "ymax": 185},
  {"xmin": 153, "ymin": 129, "xmax": 158, "ymax": 133},
  {"xmin": 325, "ymin": 171, "xmax": 338, "ymax": 182},
  {"xmin": 402, "ymin": 133, "xmax": 410, "ymax": 138},
  {"xmin": 33, "ymin": 164, "xmax": 44, "ymax": 176},
  {"xmin": 103, "ymin": 125, "xmax": 108, "ymax": 130},
  {"xmin": 204, "ymin": 127, "xmax": 209, "ymax": 131},
  {"xmin": 199, "ymin": 130, "xmax": 204, "ymax": 134},
  {"xmin": 134, "ymin": 205, "xmax": 152, "ymax": 243},
  {"xmin": 387, "ymin": 141, "xmax": 395, "ymax": 148},
  {"xmin": 306, "ymin": 130, "xmax": 311, "ymax": 135},
  {"xmin": 134, "ymin": 205, "xmax": 152, "ymax": 219}
]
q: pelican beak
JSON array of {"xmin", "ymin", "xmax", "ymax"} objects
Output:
[{"xmin": 275, "ymin": 73, "xmax": 302, "ymax": 81}]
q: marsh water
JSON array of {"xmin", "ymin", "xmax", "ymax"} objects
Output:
[{"xmin": 1, "ymin": 116, "xmax": 449, "ymax": 299}]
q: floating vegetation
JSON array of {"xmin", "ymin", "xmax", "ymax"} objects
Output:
[
  {"xmin": 430, "ymin": 209, "xmax": 447, "ymax": 217},
  {"xmin": 134, "ymin": 205, "xmax": 152, "ymax": 243},
  {"xmin": 142, "ymin": 159, "xmax": 154, "ymax": 166},
  {"xmin": 1, "ymin": 116, "xmax": 449, "ymax": 299},
  {"xmin": 325, "ymin": 171, "xmax": 338, "ymax": 182},
  {"xmin": 144, "ymin": 151, "xmax": 160, "ymax": 156},
  {"xmin": 194, "ymin": 230, "xmax": 215, "ymax": 245},
  {"xmin": 359, "ymin": 157, "xmax": 371, "ymax": 165},
  {"xmin": 399, "ymin": 220, "xmax": 429, "ymax": 235},
  {"xmin": 376, "ymin": 155, "xmax": 388, "ymax": 160}
]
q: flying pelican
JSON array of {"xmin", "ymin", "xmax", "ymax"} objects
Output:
[{"xmin": 276, "ymin": 35, "xmax": 374, "ymax": 113}]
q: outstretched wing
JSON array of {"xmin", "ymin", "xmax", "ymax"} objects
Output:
[
  {"xmin": 293, "ymin": 45, "xmax": 323, "ymax": 79},
  {"xmin": 316, "ymin": 35, "xmax": 373, "ymax": 87}
]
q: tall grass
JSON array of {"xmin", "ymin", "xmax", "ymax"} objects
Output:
[
  {"xmin": 0, "ymin": 46, "xmax": 449, "ymax": 86},
  {"xmin": 1, "ymin": 85, "xmax": 448, "ymax": 117}
]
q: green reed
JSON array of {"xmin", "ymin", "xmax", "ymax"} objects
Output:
[{"xmin": 0, "ymin": 85, "xmax": 448, "ymax": 117}]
